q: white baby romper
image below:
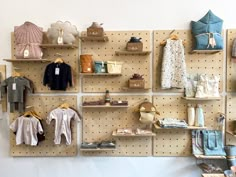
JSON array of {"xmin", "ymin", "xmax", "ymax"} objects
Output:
[
  {"xmin": 161, "ymin": 39, "xmax": 187, "ymax": 89},
  {"xmin": 47, "ymin": 108, "xmax": 80, "ymax": 145}
]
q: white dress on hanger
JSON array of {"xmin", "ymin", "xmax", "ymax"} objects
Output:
[{"xmin": 161, "ymin": 39, "xmax": 187, "ymax": 89}]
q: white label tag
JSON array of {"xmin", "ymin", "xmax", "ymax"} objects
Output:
[
  {"xmin": 101, "ymin": 68, "xmax": 105, "ymax": 72},
  {"xmin": 55, "ymin": 68, "xmax": 60, "ymax": 75},
  {"xmin": 12, "ymin": 83, "xmax": 16, "ymax": 90},
  {"xmin": 87, "ymin": 68, "xmax": 91, "ymax": 71},
  {"xmin": 24, "ymin": 49, "xmax": 29, "ymax": 58},
  {"xmin": 63, "ymin": 114, "xmax": 67, "ymax": 121},
  {"xmin": 57, "ymin": 37, "xmax": 63, "ymax": 44}
]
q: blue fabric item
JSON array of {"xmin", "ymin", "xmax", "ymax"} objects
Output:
[
  {"xmin": 202, "ymin": 130, "xmax": 226, "ymax": 156},
  {"xmin": 191, "ymin": 10, "xmax": 223, "ymax": 50}
]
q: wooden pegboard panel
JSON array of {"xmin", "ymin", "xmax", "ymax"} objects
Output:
[
  {"xmin": 153, "ymin": 95, "xmax": 225, "ymax": 156},
  {"xmin": 226, "ymin": 93, "xmax": 236, "ymax": 145},
  {"xmin": 0, "ymin": 65, "xmax": 7, "ymax": 112},
  {"xmin": 226, "ymin": 29, "xmax": 236, "ymax": 92},
  {"xmin": 10, "ymin": 95, "xmax": 78, "ymax": 157},
  {"xmin": 153, "ymin": 30, "xmax": 224, "ymax": 93},
  {"xmin": 10, "ymin": 33, "xmax": 79, "ymax": 93},
  {"xmin": 82, "ymin": 95, "xmax": 153, "ymax": 156},
  {"xmin": 81, "ymin": 31, "xmax": 151, "ymax": 93}
]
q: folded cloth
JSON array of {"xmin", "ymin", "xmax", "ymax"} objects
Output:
[
  {"xmin": 82, "ymin": 100, "xmax": 105, "ymax": 106},
  {"xmin": 158, "ymin": 118, "xmax": 188, "ymax": 128},
  {"xmin": 99, "ymin": 141, "xmax": 116, "ymax": 148},
  {"xmin": 198, "ymin": 163, "xmax": 223, "ymax": 174},
  {"xmin": 110, "ymin": 100, "xmax": 128, "ymax": 106},
  {"xmin": 135, "ymin": 128, "xmax": 153, "ymax": 135},
  {"xmin": 117, "ymin": 128, "xmax": 133, "ymax": 135},
  {"xmin": 81, "ymin": 142, "xmax": 99, "ymax": 149}
]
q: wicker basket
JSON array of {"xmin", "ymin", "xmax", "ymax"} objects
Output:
[
  {"xmin": 126, "ymin": 42, "xmax": 143, "ymax": 51},
  {"xmin": 87, "ymin": 27, "xmax": 104, "ymax": 37},
  {"xmin": 129, "ymin": 79, "xmax": 145, "ymax": 88}
]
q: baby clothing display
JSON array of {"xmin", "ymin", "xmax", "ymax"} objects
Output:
[
  {"xmin": 43, "ymin": 61, "xmax": 72, "ymax": 90},
  {"xmin": 47, "ymin": 107, "xmax": 80, "ymax": 145},
  {"xmin": 161, "ymin": 39, "xmax": 187, "ymax": 89},
  {"xmin": 14, "ymin": 21, "xmax": 43, "ymax": 59},
  {"xmin": 1, "ymin": 76, "xmax": 32, "ymax": 113},
  {"xmin": 10, "ymin": 116, "xmax": 44, "ymax": 146},
  {"xmin": 185, "ymin": 74, "xmax": 220, "ymax": 98}
]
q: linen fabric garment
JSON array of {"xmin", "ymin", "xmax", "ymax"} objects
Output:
[
  {"xmin": 10, "ymin": 116, "xmax": 44, "ymax": 146},
  {"xmin": 43, "ymin": 62, "xmax": 72, "ymax": 90},
  {"xmin": 47, "ymin": 108, "xmax": 80, "ymax": 145},
  {"xmin": 1, "ymin": 76, "xmax": 32, "ymax": 113},
  {"xmin": 161, "ymin": 39, "xmax": 187, "ymax": 89}
]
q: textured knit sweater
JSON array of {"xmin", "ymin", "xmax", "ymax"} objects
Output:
[{"xmin": 43, "ymin": 62, "xmax": 72, "ymax": 90}]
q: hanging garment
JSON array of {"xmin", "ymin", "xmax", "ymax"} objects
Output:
[
  {"xmin": 161, "ymin": 39, "xmax": 187, "ymax": 89},
  {"xmin": 10, "ymin": 116, "xmax": 44, "ymax": 146},
  {"xmin": 1, "ymin": 76, "xmax": 32, "ymax": 113},
  {"xmin": 47, "ymin": 108, "xmax": 80, "ymax": 145},
  {"xmin": 43, "ymin": 62, "xmax": 72, "ymax": 90}
]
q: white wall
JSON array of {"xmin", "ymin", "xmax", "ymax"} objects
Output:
[{"xmin": 0, "ymin": 0, "xmax": 233, "ymax": 176}]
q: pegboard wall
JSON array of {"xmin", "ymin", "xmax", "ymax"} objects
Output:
[
  {"xmin": 9, "ymin": 95, "xmax": 78, "ymax": 157},
  {"xmin": 81, "ymin": 31, "xmax": 151, "ymax": 93},
  {"xmin": 226, "ymin": 29, "xmax": 236, "ymax": 92},
  {"xmin": 226, "ymin": 94, "xmax": 236, "ymax": 145},
  {"xmin": 10, "ymin": 33, "xmax": 79, "ymax": 93},
  {"xmin": 82, "ymin": 95, "xmax": 153, "ymax": 156},
  {"xmin": 153, "ymin": 95, "xmax": 225, "ymax": 156},
  {"xmin": 153, "ymin": 30, "xmax": 224, "ymax": 93},
  {"xmin": 0, "ymin": 65, "xmax": 7, "ymax": 112}
]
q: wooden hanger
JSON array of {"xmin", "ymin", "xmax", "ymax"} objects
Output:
[
  {"xmin": 59, "ymin": 102, "xmax": 70, "ymax": 109},
  {"xmin": 160, "ymin": 34, "xmax": 186, "ymax": 46},
  {"xmin": 54, "ymin": 57, "xmax": 64, "ymax": 63},
  {"xmin": 12, "ymin": 71, "xmax": 21, "ymax": 77},
  {"xmin": 23, "ymin": 110, "xmax": 42, "ymax": 120}
]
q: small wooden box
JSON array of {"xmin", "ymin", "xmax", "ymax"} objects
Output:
[
  {"xmin": 129, "ymin": 79, "xmax": 145, "ymax": 88},
  {"xmin": 126, "ymin": 42, "xmax": 143, "ymax": 51},
  {"xmin": 87, "ymin": 27, "xmax": 104, "ymax": 37}
]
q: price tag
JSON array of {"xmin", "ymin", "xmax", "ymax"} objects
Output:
[
  {"xmin": 12, "ymin": 83, "xmax": 16, "ymax": 90},
  {"xmin": 24, "ymin": 49, "xmax": 29, "ymax": 58},
  {"xmin": 57, "ymin": 37, "xmax": 63, "ymax": 45},
  {"xmin": 63, "ymin": 114, "xmax": 67, "ymax": 121},
  {"xmin": 87, "ymin": 68, "xmax": 91, "ymax": 71},
  {"xmin": 55, "ymin": 68, "xmax": 60, "ymax": 75},
  {"xmin": 101, "ymin": 68, "xmax": 105, "ymax": 72}
]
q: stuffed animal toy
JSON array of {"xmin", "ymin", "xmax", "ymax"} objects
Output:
[{"xmin": 47, "ymin": 21, "xmax": 79, "ymax": 44}]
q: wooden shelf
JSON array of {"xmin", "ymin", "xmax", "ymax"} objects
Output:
[
  {"xmin": 194, "ymin": 154, "xmax": 226, "ymax": 159},
  {"xmin": 202, "ymin": 174, "xmax": 224, "ymax": 177},
  {"xmin": 226, "ymin": 130, "xmax": 236, "ymax": 136},
  {"xmin": 82, "ymin": 105, "xmax": 128, "ymax": 108},
  {"xmin": 122, "ymin": 87, "xmax": 151, "ymax": 91},
  {"xmin": 190, "ymin": 50, "xmax": 222, "ymax": 54},
  {"xmin": 112, "ymin": 131, "xmax": 156, "ymax": 137},
  {"xmin": 80, "ymin": 148, "xmax": 116, "ymax": 151},
  {"xmin": 4, "ymin": 59, "xmax": 50, "ymax": 62},
  {"xmin": 181, "ymin": 97, "xmax": 221, "ymax": 101},
  {"xmin": 80, "ymin": 73, "xmax": 122, "ymax": 76},
  {"xmin": 40, "ymin": 44, "xmax": 78, "ymax": 48},
  {"xmin": 79, "ymin": 36, "xmax": 109, "ymax": 42},
  {"xmin": 115, "ymin": 51, "xmax": 151, "ymax": 56},
  {"xmin": 154, "ymin": 124, "xmax": 207, "ymax": 130}
]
